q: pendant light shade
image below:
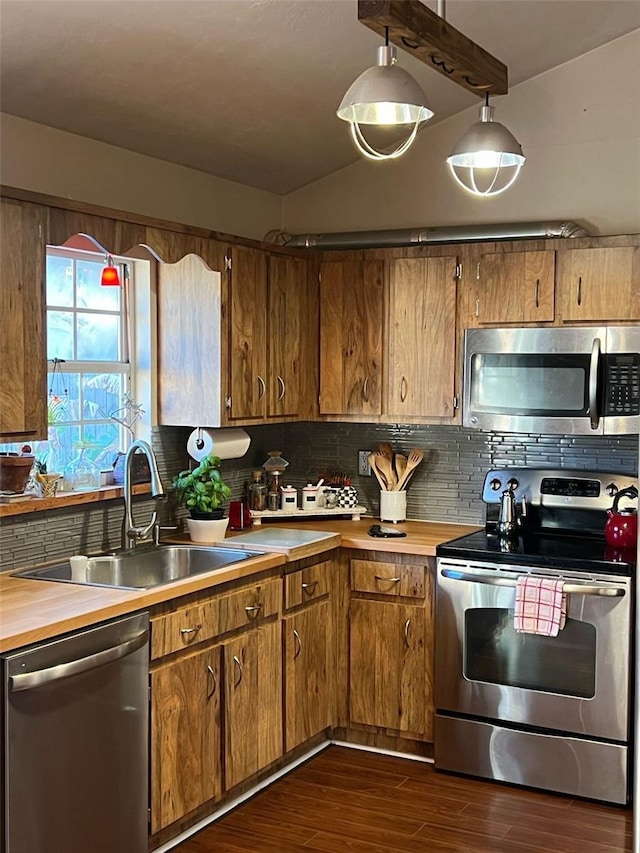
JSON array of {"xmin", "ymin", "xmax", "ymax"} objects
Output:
[
  {"xmin": 101, "ymin": 255, "xmax": 121, "ymax": 287},
  {"xmin": 337, "ymin": 36, "xmax": 434, "ymax": 161},
  {"xmin": 447, "ymin": 97, "xmax": 525, "ymax": 196}
]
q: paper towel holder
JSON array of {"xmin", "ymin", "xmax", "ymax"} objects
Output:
[{"xmin": 187, "ymin": 427, "xmax": 251, "ymax": 462}]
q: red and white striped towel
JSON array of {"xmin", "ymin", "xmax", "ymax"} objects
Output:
[{"xmin": 514, "ymin": 577, "xmax": 567, "ymax": 637}]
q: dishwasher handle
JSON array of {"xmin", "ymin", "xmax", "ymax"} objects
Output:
[
  {"xmin": 439, "ymin": 568, "xmax": 625, "ymax": 597},
  {"xmin": 9, "ymin": 629, "xmax": 149, "ymax": 693}
]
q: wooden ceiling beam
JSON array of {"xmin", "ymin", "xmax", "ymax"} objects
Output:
[{"xmin": 358, "ymin": 0, "xmax": 509, "ymax": 96}]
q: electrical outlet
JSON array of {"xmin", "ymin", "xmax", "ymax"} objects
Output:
[{"xmin": 358, "ymin": 451, "xmax": 372, "ymax": 477}]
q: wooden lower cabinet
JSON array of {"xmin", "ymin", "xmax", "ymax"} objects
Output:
[
  {"xmin": 150, "ymin": 645, "xmax": 222, "ymax": 833},
  {"xmin": 284, "ymin": 599, "xmax": 331, "ymax": 751},
  {"xmin": 349, "ymin": 599, "xmax": 428, "ymax": 736},
  {"xmin": 223, "ymin": 620, "xmax": 283, "ymax": 789}
]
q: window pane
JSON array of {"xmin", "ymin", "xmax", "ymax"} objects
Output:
[
  {"xmin": 82, "ymin": 373, "xmax": 125, "ymax": 421},
  {"xmin": 81, "ymin": 422, "xmax": 121, "ymax": 470},
  {"xmin": 47, "ymin": 310, "xmax": 74, "ymax": 359},
  {"xmin": 46, "ymin": 255, "xmax": 74, "ymax": 307},
  {"xmin": 76, "ymin": 258, "xmax": 120, "ymax": 311},
  {"xmin": 46, "ymin": 424, "xmax": 81, "ymax": 474},
  {"xmin": 77, "ymin": 312, "xmax": 120, "ymax": 360}
]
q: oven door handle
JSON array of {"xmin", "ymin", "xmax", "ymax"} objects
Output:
[{"xmin": 440, "ymin": 569, "xmax": 625, "ymax": 597}]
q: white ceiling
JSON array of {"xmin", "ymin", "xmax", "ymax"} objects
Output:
[{"xmin": 1, "ymin": 0, "xmax": 639, "ymax": 195}]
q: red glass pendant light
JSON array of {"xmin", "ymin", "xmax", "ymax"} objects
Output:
[{"xmin": 101, "ymin": 255, "xmax": 121, "ymax": 286}]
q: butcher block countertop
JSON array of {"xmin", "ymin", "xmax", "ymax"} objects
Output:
[{"xmin": 0, "ymin": 519, "xmax": 478, "ymax": 653}]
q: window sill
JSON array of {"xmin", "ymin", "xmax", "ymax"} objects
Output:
[{"xmin": 0, "ymin": 483, "xmax": 152, "ymax": 519}]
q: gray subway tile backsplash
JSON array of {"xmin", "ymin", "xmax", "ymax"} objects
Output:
[{"xmin": 1, "ymin": 422, "xmax": 637, "ymax": 572}]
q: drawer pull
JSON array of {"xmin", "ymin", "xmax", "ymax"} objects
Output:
[
  {"xmin": 404, "ymin": 618, "xmax": 411, "ymax": 649},
  {"xmin": 244, "ymin": 603, "xmax": 263, "ymax": 618},
  {"xmin": 293, "ymin": 629, "xmax": 302, "ymax": 660},
  {"xmin": 375, "ymin": 575, "xmax": 401, "ymax": 583},
  {"xmin": 302, "ymin": 581, "xmax": 318, "ymax": 596},
  {"xmin": 206, "ymin": 665, "xmax": 217, "ymax": 699},
  {"xmin": 233, "ymin": 655, "xmax": 243, "ymax": 687},
  {"xmin": 180, "ymin": 624, "xmax": 202, "ymax": 640}
]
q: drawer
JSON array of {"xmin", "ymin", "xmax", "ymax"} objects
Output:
[
  {"xmin": 350, "ymin": 559, "xmax": 425, "ymax": 599},
  {"xmin": 284, "ymin": 561, "xmax": 330, "ymax": 610},
  {"xmin": 217, "ymin": 578, "xmax": 281, "ymax": 636},
  {"xmin": 151, "ymin": 598, "xmax": 219, "ymax": 659}
]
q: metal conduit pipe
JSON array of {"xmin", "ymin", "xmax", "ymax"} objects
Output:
[{"xmin": 282, "ymin": 221, "xmax": 589, "ymax": 250}]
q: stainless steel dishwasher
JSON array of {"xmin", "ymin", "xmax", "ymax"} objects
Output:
[{"xmin": 2, "ymin": 612, "xmax": 149, "ymax": 853}]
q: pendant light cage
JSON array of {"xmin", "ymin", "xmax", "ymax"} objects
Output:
[
  {"xmin": 337, "ymin": 29, "xmax": 434, "ymax": 161},
  {"xmin": 447, "ymin": 96, "xmax": 526, "ymax": 197}
]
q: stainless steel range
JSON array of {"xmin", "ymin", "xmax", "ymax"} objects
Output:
[{"xmin": 435, "ymin": 468, "xmax": 638, "ymax": 805}]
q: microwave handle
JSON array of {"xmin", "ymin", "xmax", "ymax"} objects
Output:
[{"xmin": 588, "ymin": 337, "xmax": 601, "ymax": 430}]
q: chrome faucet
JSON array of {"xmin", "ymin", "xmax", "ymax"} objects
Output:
[{"xmin": 122, "ymin": 439, "xmax": 165, "ymax": 550}]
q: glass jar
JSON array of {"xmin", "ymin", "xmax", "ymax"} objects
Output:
[
  {"xmin": 249, "ymin": 470, "xmax": 267, "ymax": 512},
  {"xmin": 64, "ymin": 449, "xmax": 101, "ymax": 492}
]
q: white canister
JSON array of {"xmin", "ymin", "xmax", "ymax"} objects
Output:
[
  {"xmin": 280, "ymin": 485, "xmax": 298, "ymax": 510},
  {"xmin": 301, "ymin": 484, "xmax": 320, "ymax": 511}
]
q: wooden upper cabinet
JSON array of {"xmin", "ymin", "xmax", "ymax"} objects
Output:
[
  {"xmin": 0, "ymin": 199, "xmax": 48, "ymax": 440},
  {"xmin": 267, "ymin": 255, "xmax": 302, "ymax": 418},
  {"xmin": 476, "ymin": 250, "xmax": 555, "ymax": 324},
  {"xmin": 557, "ymin": 247, "xmax": 640, "ymax": 322},
  {"xmin": 387, "ymin": 256, "xmax": 458, "ymax": 419},
  {"xmin": 319, "ymin": 260, "xmax": 383, "ymax": 416},
  {"xmin": 228, "ymin": 246, "xmax": 268, "ymax": 420}
]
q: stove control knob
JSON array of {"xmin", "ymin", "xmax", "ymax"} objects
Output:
[
  {"xmin": 507, "ymin": 478, "xmax": 519, "ymax": 492},
  {"xmin": 490, "ymin": 478, "xmax": 502, "ymax": 491},
  {"xmin": 606, "ymin": 482, "xmax": 619, "ymax": 497}
]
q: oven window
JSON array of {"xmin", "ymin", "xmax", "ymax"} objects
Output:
[
  {"xmin": 464, "ymin": 608, "xmax": 596, "ymax": 698},
  {"xmin": 470, "ymin": 354, "xmax": 588, "ymax": 415}
]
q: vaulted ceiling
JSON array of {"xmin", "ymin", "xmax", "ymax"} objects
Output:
[{"xmin": 1, "ymin": 0, "xmax": 639, "ymax": 194}]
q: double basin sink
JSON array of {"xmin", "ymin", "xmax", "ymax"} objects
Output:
[{"xmin": 13, "ymin": 545, "xmax": 261, "ymax": 591}]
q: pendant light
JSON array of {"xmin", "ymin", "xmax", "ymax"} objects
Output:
[
  {"xmin": 101, "ymin": 255, "xmax": 121, "ymax": 286},
  {"xmin": 447, "ymin": 94, "xmax": 525, "ymax": 197},
  {"xmin": 337, "ymin": 27, "xmax": 434, "ymax": 161}
]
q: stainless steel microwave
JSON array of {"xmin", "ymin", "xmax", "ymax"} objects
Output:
[{"xmin": 463, "ymin": 326, "xmax": 640, "ymax": 435}]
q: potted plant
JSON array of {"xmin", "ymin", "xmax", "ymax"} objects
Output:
[{"xmin": 172, "ymin": 455, "xmax": 232, "ymax": 542}]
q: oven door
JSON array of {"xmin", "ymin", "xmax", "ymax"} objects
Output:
[{"xmin": 435, "ymin": 559, "xmax": 631, "ymax": 742}]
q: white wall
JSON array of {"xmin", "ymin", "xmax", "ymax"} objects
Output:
[
  {"xmin": 0, "ymin": 113, "xmax": 283, "ymax": 241},
  {"xmin": 283, "ymin": 30, "xmax": 640, "ymax": 237}
]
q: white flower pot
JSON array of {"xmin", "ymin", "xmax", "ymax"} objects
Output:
[{"xmin": 186, "ymin": 517, "xmax": 229, "ymax": 543}]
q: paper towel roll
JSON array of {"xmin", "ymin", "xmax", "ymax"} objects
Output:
[{"xmin": 187, "ymin": 427, "xmax": 251, "ymax": 461}]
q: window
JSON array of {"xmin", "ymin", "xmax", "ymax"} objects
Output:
[{"xmin": 44, "ymin": 248, "xmax": 132, "ymax": 474}]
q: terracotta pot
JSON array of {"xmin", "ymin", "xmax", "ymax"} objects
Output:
[{"xmin": 0, "ymin": 455, "xmax": 34, "ymax": 493}]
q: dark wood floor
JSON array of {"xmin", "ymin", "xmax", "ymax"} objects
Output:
[{"xmin": 171, "ymin": 745, "xmax": 633, "ymax": 853}]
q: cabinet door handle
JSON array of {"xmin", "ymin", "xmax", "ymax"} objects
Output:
[
  {"xmin": 206, "ymin": 665, "xmax": 217, "ymax": 699},
  {"xmin": 244, "ymin": 603, "xmax": 263, "ymax": 619},
  {"xmin": 233, "ymin": 655, "xmax": 243, "ymax": 687},
  {"xmin": 404, "ymin": 618, "xmax": 411, "ymax": 649},
  {"xmin": 375, "ymin": 575, "xmax": 401, "ymax": 583},
  {"xmin": 362, "ymin": 376, "xmax": 369, "ymax": 403},
  {"xmin": 277, "ymin": 375, "xmax": 286, "ymax": 401},
  {"xmin": 577, "ymin": 275, "xmax": 582, "ymax": 307},
  {"xmin": 257, "ymin": 375, "xmax": 266, "ymax": 401},
  {"xmin": 180, "ymin": 624, "xmax": 202, "ymax": 641},
  {"xmin": 475, "ymin": 298, "xmax": 480, "ymax": 318},
  {"xmin": 534, "ymin": 278, "xmax": 540, "ymax": 308},
  {"xmin": 400, "ymin": 376, "xmax": 408, "ymax": 403},
  {"xmin": 293, "ymin": 629, "xmax": 302, "ymax": 660},
  {"xmin": 302, "ymin": 581, "xmax": 318, "ymax": 596}
]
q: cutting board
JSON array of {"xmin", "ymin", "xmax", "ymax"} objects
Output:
[{"xmin": 220, "ymin": 527, "xmax": 341, "ymax": 559}]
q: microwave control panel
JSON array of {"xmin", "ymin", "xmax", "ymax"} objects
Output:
[{"xmin": 604, "ymin": 354, "xmax": 640, "ymax": 416}]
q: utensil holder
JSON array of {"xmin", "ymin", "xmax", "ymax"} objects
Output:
[{"xmin": 380, "ymin": 490, "xmax": 407, "ymax": 523}]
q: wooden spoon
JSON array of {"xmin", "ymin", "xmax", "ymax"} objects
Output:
[
  {"xmin": 378, "ymin": 442, "xmax": 394, "ymax": 462},
  {"xmin": 396, "ymin": 448, "xmax": 424, "ymax": 491},
  {"xmin": 394, "ymin": 453, "xmax": 407, "ymax": 484},
  {"xmin": 368, "ymin": 452, "xmax": 388, "ymax": 490},
  {"xmin": 375, "ymin": 451, "xmax": 397, "ymax": 490}
]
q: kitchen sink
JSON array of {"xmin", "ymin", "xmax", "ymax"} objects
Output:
[{"xmin": 12, "ymin": 545, "xmax": 262, "ymax": 590}]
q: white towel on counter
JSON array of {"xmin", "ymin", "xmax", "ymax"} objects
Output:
[{"xmin": 514, "ymin": 576, "xmax": 567, "ymax": 637}]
